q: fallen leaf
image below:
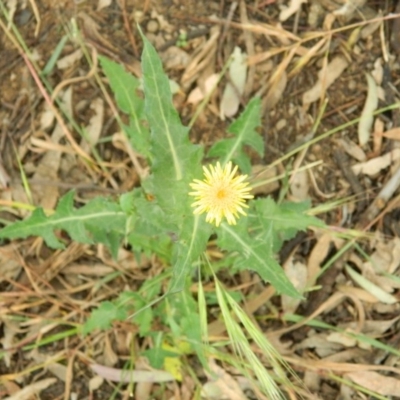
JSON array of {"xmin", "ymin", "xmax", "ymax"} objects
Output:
[
  {"xmin": 1, "ymin": 319, "xmax": 20, "ymax": 367},
  {"xmin": 360, "ymin": 13, "xmax": 382, "ymax": 39},
  {"xmin": 382, "ymin": 127, "xmax": 400, "ymax": 141},
  {"xmin": 327, "ymin": 331, "xmax": 357, "ymax": 347},
  {"xmin": 336, "ymin": 138, "xmax": 366, "ymax": 161},
  {"xmin": 80, "ymin": 97, "xmax": 104, "ymax": 154},
  {"xmin": 351, "ymin": 149, "xmax": 400, "ymax": 176},
  {"xmin": 40, "ymin": 103, "xmax": 56, "ymax": 130},
  {"xmin": 0, "ymin": 160, "xmax": 10, "ymax": 188},
  {"xmin": 4, "ymin": 378, "xmax": 56, "ymax": 400},
  {"xmin": 263, "ymin": 70, "xmax": 287, "ymax": 110},
  {"xmin": 345, "ymin": 371, "xmax": 400, "ymax": 396},
  {"xmin": 29, "ymin": 350, "xmax": 69, "ymax": 382},
  {"xmin": 187, "ymin": 73, "xmax": 219, "ymax": 105},
  {"xmin": 279, "ymin": 0, "xmax": 307, "ymax": 22},
  {"xmin": 31, "ymin": 87, "xmax": 72, "ymax": 209},
  {"xmin": 90, "ymin": 364, "xmax": 175, "ymax": 383},
  {"xmin": 296, "ymin": 332, "xmax": 343, "ymax": 358},
  {"xmin": 358, "ymin": 74, "xmax": 378, "ymax": 146},
  {"xmin": 372, "ymin": 117, "xmax": 384, "ymax": 156},
  {"xmin": 282, "ymin": 259, "xmax": 308, "ymax": 313},
  {"xmin": 202, "ymin": 359, "xmax": 249, "ymax": 400},
  {"xmin": 362, "ymin": 262, "xmax": 400, "ymax": 293},
  {"xmin": 62, "ymin": 263, "xmax": 115, "ymax": 276},
  {"xmin": 338, "ymin": 285, "xmax": 379, "ymax": 303},
  {"xmin": 307, "ymin": 233, "xmax": 334, "ymax": 286},
  {"xmin": 104, "ymin": 333, "xmax": 118, "ymax": 366},
  {"xmin": 302, "ymin": 56, "xmax": 348, "ymax": 105},
  {"xmin": 368, "ymin": 237, "xmax": 400, "ymax": 274},
  {"xmin": 0, "ymin": 244, "xmax": 22, "ymax": 283},
  {"xmin": 333, "ymin": 0, "xmax": 367, "ymax": 18},
  {"xmin": 89, "ymin": 376, "xmax": 103, "ymax": 392},
  {"xmin": 371, "ymin": 58, "xmax": 383, "ymax": 86},
  {"xmin": 56, "ymin": 49, "xmax": 83, "ymax": 70},
  {"xmin": 97, "ymin": 0, "xmax": 113, "ymax": 11},
  {"xmin": 220, "ymin": 47, "xmax": 247, "ymax": 119},
  {"xmin": 345, "ymin": 265, "xmax": 397, "ymax": 304},
  {"xmin": 340, "ymin": 316, "xmax": 400, "ymax": 336}
]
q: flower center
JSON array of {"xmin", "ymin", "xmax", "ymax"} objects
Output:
[{"xmin": 216, "ymin": 188, "xmax": 227, "ymax": 199}]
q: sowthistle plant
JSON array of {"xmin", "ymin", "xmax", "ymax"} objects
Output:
[{"xmin": 0, "ymin": 29, "xmax": 325, "ymax": 397}]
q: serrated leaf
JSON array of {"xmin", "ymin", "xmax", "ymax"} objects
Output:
[
  {"xmin": 83, "ymin": 301, "xmax": 127, "ymax": 334},
  {"xmin": 252, "ymin": 198, "xmax": 324, "ymax": 252},
  {"xmin": 118, "ymin": 291, "xmax": 153, "ymax": 336},
  {"xmin": 218, "ymin": 222, "xmax": 301, "ymax": 299},
  {"xmin": 99, "ymin": 55, "xmax": 150, "ymax": 157},
  {"xmin": 125, "ymin": 189, "xmax": 173, "ymax": 259},
  {"xmin": 169, "ymin": 214, "xmax": 212, "ymax": 293},
  {"xmin": 139, "ymin": 29, "xmax": 203, "ymax": 218},
  {"xmin": 0, "ymin": 191, "xmax": 126, "ymax": 258},
  {"xmin": 143, "ymin": 347, "xmax": 179, "ymax": 370},
  {"xmin": 208, "ymin": 97, "xmax": 263, "ymax": 174}
]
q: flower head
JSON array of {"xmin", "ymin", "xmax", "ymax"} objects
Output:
[{"xmin": 189, "ymin": 161, "xmax": 253, "ymax": 227}]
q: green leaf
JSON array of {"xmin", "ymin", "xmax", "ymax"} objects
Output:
[
  {"xmin": 125, "ymin": 189, "xmax": 173, "ymax": 259},
  {"xmin": 208, "ymin": 97, "xmax": 263, "ymax": 174},
  {"xmin": 99, "ymin": 55, "xmax": 150, "ymax": 158},
  {"xmin": 252, "ymin": 198, "xmax": 325, "ymax": 252},
  {"xmin": 218, "ymin": 222, "xmax": 301, "ymax": 299},
  {"xmin": 82, "ymin": 301, "xmax": 127, "ymax": 334},
  {"xmin": 119, "ymin": 191, "xmax": 135, "ymax": 214},
  {"xmin": 0, "ymin": 191, "xmax": 126, "ymax": 258},
  {"xmin": 169, "ymin": 214, "xmax": 212, "ymax": 293},
  {"xmin": 216, "ymin": 197, "xmax": 324, "ymax": 297},
  {"xmin": 143, "ymin": 347, "xmax": 179, "ymax": 370},
  {"xmin": 139, "ymin": 29, "xmax": 203, "ymax": 218},
  {"xmin": 118, "ymin": 292, "xmax": 153, "ymax": 336}
]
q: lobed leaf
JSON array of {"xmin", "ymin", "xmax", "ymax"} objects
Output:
[
  {"xmin": 251, "ymin": 198, "xmax": 325, "ymax": 252},
  {"xmin": 99, "ymin": 55, "xmax": 150, "ymax": 157},
  {"xmin": 125, "ymin": 189, "xmax": 173, "ymax": 260},
  {"xmin": 139, "ymin": 29, "xmax": 203, "ymax": 219},
  {"xmin": 208, "ymin": 97, "xmax": 263, "ymax": 173},
  {"xmin": 0, "ymin": 191, "xmax": 126, "ymax": 258},
  {"xmin": 82, "ymin": 301, "xmax": 127, "ymax": 334},
  {"xmin": 218, "ymin": 222, "xmax": 301, "ymax": 299}
]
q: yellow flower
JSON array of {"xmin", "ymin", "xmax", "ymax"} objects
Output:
[{"xmin": 189, "ymin": 161, "xmax": 253, "ymax": 227}]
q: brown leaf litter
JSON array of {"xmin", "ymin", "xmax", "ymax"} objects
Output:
[{"xmin": 1, "ymin": 1, "xmax": 400, "ymax": 399}]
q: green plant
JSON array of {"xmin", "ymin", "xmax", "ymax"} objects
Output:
[{"xmin": 0, "ymin": 30, "xmax": 324, "ymax": 397}]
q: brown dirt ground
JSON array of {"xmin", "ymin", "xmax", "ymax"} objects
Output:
[{"xmin": 1, "ymin": 0, "xmax": 400, "ymax": 399}]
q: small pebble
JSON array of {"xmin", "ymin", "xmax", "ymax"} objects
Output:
[
  {"xmin": 146, "ymin": 20, "xmax": 159, "ymax": 33},
  {"xmin": 276, "ymin": 119, "xmax": 287, "ymax": 131}
]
